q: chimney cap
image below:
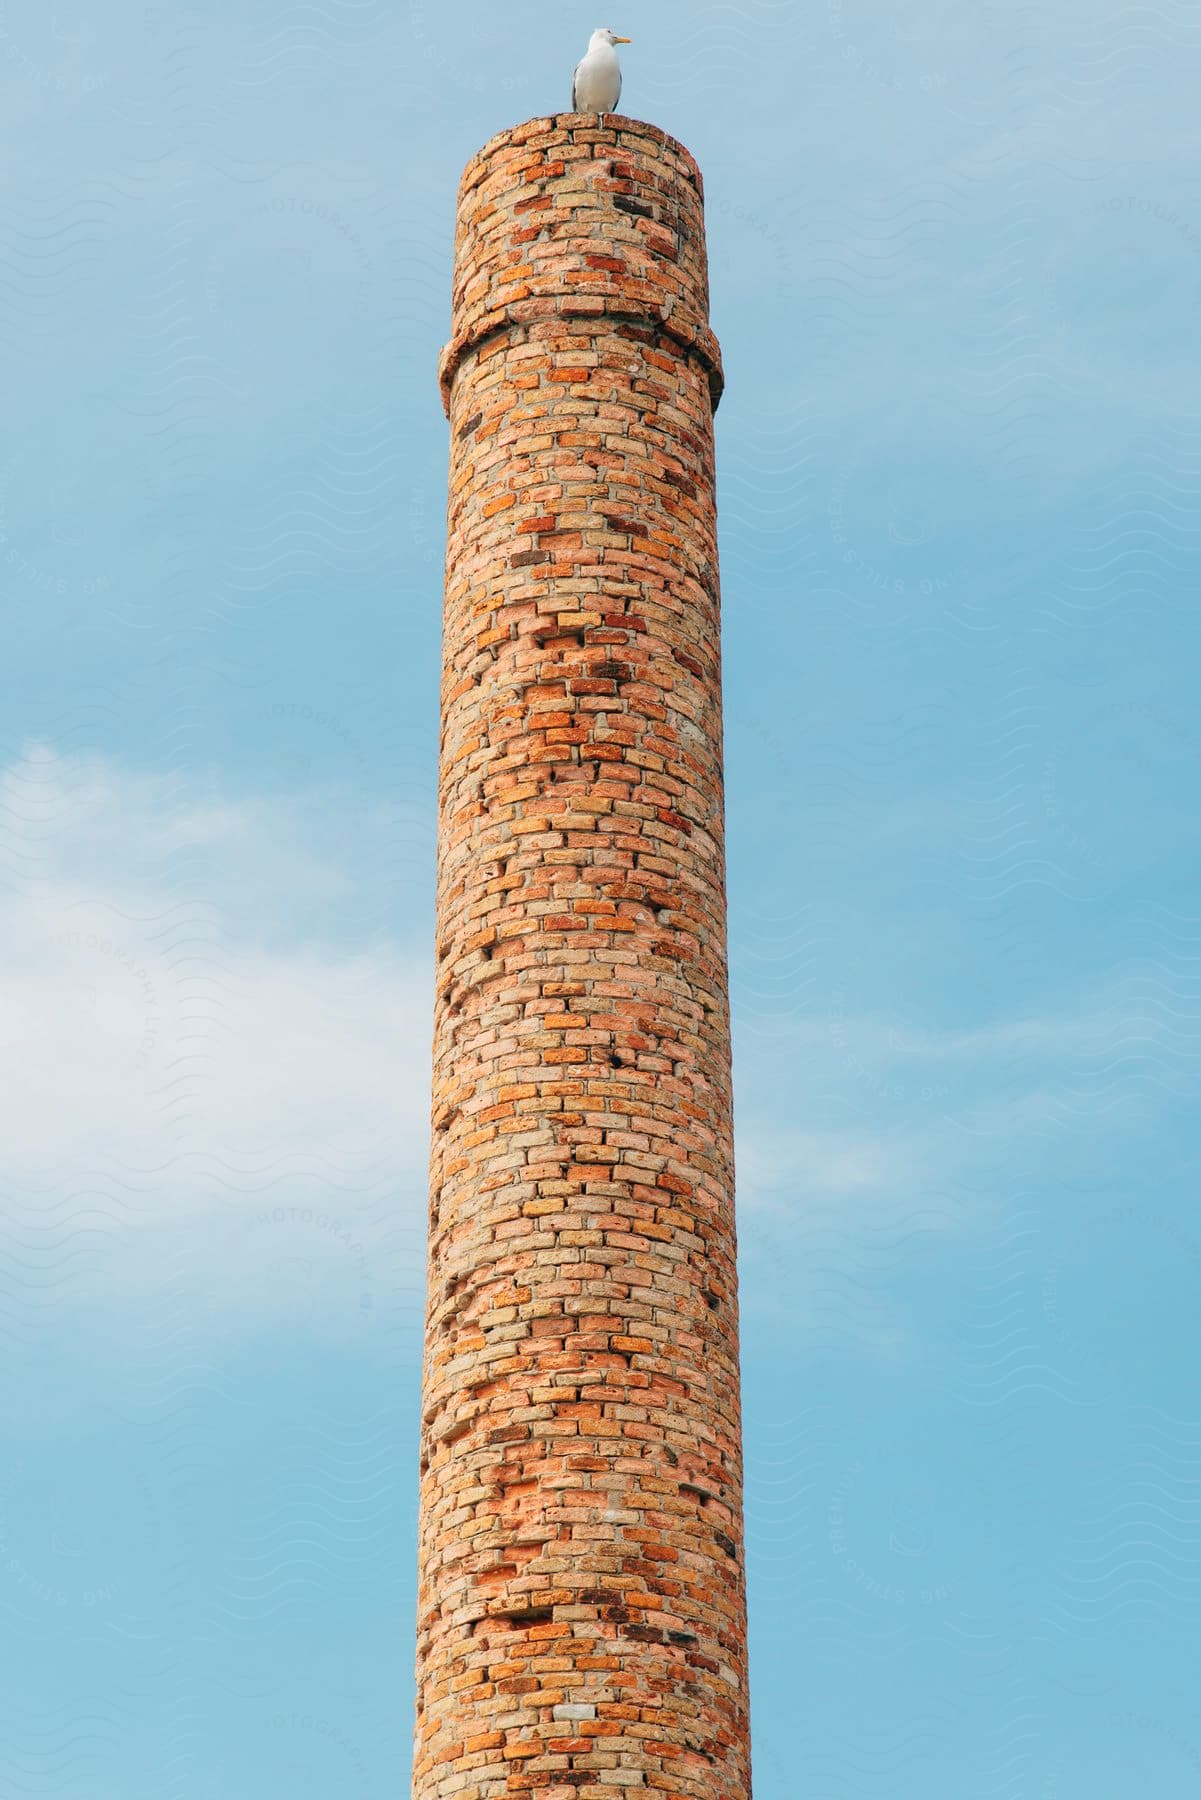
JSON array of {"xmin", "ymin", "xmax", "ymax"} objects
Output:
[{"xmin": 440, "ymin": 112, "xmax": 722, "ymax": 418}]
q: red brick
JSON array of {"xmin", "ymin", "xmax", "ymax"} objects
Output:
[{"xmin": 419, "ymin": 114, "xmax": 747, "ymax": 1800}]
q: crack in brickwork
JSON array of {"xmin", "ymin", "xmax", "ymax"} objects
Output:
[{"xmin": 416, "ymin": 114, "xmax": 751, "ymax": 1800}]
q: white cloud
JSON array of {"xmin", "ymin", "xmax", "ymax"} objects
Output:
[
  {"xmin": 738, "ymin": 1125, "xmax": 902, "ymax": 1211},
  {"xmin": 0, "ymin": 745, "xmax": 432, "ymax": 1341}
]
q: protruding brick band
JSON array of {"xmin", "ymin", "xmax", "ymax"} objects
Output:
[{"xmin": 417, "ymin": 114, "xmax": 750, "ymax": 1800}]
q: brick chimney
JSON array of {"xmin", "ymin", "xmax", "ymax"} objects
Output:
[{"xmin": 417, "ymin": 113, "xmax": 750, "ymax": 1800}]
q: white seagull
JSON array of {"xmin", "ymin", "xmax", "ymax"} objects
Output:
[{"xmin": 572, "ymin": 27, "xmax": 631, "ymax": 117}]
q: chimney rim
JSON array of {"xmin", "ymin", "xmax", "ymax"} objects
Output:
[{"xmin": 458, "ymin": 113, "xmax": 706, "ymax": 202}]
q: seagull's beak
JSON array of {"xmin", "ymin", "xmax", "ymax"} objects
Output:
[{"xmin": 614, "ymin": 35, "xmax": 631, "ymax": 43}]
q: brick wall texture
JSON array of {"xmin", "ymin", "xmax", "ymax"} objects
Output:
[{"xmin": 416, "ymin": 114, "xmax": 750, "ymax": 1800}]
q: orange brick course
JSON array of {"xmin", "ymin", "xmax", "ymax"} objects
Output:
[{"xmin": 416, "ymin": 114, "xmax": 750, "ymax": 1800}]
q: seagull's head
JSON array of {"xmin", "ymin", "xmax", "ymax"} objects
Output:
[{"xmin": 591, "ymin": 27, "xmax": 631, "ymax": 48}]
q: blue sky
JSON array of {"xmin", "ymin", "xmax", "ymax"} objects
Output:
[{"xmin": 1, "ymin": 1, "xmax": 1199, "ymax": 1793}]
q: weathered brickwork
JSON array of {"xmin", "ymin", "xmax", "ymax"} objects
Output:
[{"xmin": 416, "ymin": 114, "xmax": 750, "ymax": 1800}]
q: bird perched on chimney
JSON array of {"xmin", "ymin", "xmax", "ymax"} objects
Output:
[{"xmin": 572, "ymin": 27, "xmax": 631, "ymax": 117}]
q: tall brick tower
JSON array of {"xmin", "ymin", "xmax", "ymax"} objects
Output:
[{"xmin": 417, "ymin": 114, "xmax": 750, "ymax": 1799}]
